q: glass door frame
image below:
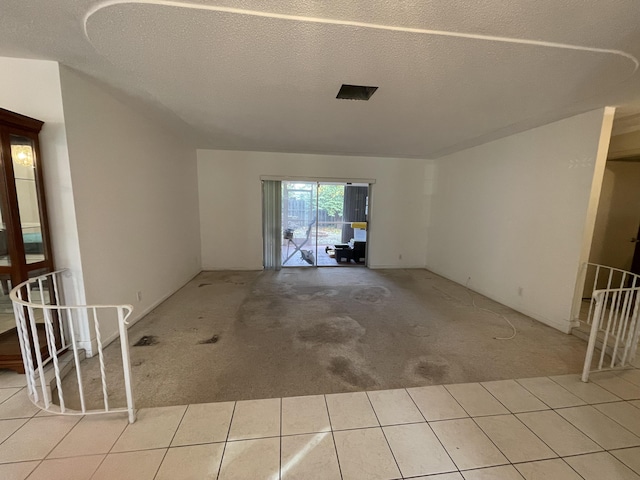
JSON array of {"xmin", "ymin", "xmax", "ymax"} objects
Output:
[
  {"xmin": 0, "ymin": 111, "xmax": 55, "ymax": 283},
  {"xmin": 279, "ymin": 179, "xmax": 371, "ymax": 268},
  {"xmin": 0, "ymin": 108, "xmax": 57, "ymax": 373},
  {"xmin": 281, "ymin": 181, "xmax": 318, "ymax": 267}
]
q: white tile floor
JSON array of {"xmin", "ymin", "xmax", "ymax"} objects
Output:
[{"xmin": 1, "ymin": 368, "xmax": 640, "ymax": 479}]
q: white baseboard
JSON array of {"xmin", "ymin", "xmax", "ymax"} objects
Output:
[
  {"xmin": 424, "ymin": 265, "xmax": 572, "ymax": 334},
  {"xmin": 368, "ymin": 264, "xmax": 427, "ymax": 269},
  {"xmin": 201, "ymin": 266, "xmax": 264, "ymax": 271},
  {"xmin": 89, "ymin": 269, "xmax": 203, "ymax": 351}
]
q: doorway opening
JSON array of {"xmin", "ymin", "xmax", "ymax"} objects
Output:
[
  {"xmin": 588, "ymin": 159, "xmax": 640, "ymax": 282},
  {"xmin": 265, "ymin": 180, "xmax": 370, "ymax": 268}
]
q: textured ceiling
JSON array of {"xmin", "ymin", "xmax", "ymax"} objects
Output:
[{"xmin": 2, "ymin": 1, "xmax": 640, "ymax": 158}]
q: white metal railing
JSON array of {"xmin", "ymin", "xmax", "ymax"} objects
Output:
[
  {"xmin": 10, "ymin": 269, "xmax": 136, "ymax": 423},
  {"xmin": 580, "ymin": 263, "xmax": 640, "ymax": 382}
]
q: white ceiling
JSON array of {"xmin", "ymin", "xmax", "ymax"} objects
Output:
[{"xmin": 2, "ymin": 1, "xmax": 640, "ymax": 158}]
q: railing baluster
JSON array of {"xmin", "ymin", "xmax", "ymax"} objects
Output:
[
  {"xmin": 51, "ymin": 273, "xmax": 67, "ymax": 349},
  {"xmin": 9, "ymin": 269, "xmax": 136, "ymax": 422},
  {"xmin": 613, "ymin": 278, "xmax": 636, "ymax": 367},
  {"xmin": 581, "ymin": 263, "xmax": 640, "ymax": 380},
  {"xmin": 587, "ymin": 264, "xmax": 601, "ymax": 325},
  {"xmin": 622, "ymin": 289, "xmax": 640, "ymax": 366},
  {"xmin": 66, "ymin": 307, "xmax": 87, "ymax": 413},
  {"xmin": 13, "ymin": 302, "xmax": 36, "ymax": 399},
  {"xmin": 93, "ymin": 307, "xmax": 110, "ymax": 412},
  {"xmin": 629, "ymin": 290, "xmax": 640, "ymax": 362},
  {"xmin": 611, "ymin": 289, "xmax": 630, "ymax": 367},
  {"xmin": 599, "ymin": 291, "xmax": 618, "ymax": 369},
  {"xmin": 118, "ymin": 307, "xmax": 136, "ymax": 423},
  {"xmin": 43, "ymin": 308, "xmax": 65, "ymax": 413},
  {"xmin": 606, "ymin": 273, "xmax": 627, "ymax": 366},
  {"xmin": 26, "ymin": 304, "xmax": 50, "ymax": 408},
  {"xmin": 583, "ymin": 292, "xmax": 605, "ymax": 382}
]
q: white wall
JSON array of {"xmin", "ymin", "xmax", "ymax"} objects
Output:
[
  {"xmin": 197, "ymin": 150, "xmax": 428, "ymax": 270},
  {"xmin": 59, "ymin": 67, "xmax": 201, "ymax": 343},
  {"xmin": 0, "ymin": 57, "xmax": 86, "ymax": 307},
  {"xmin": 589, "ymin": 161, "xmax": 640, "ymax": 271},
  {"xmin": 426, "ymin": 109, "xmax": 613, "ymax": 333}
]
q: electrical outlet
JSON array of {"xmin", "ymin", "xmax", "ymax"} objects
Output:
[{"xmin": 136, "ymin": 291, "xmax": 142, "ymax": 302}]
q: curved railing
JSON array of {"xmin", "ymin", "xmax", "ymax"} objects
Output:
[
  {"xmin": 580, "ymin": 263, "xmax": 640, "ymax": 381},
  {"xmin": 10, "ymin": 269, "xmax": 136, "ymax": 423}
]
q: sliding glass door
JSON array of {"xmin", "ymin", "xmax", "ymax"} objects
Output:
[
  {"xmin": 282, "ymin": 182, "xmax": 317, "ymax": 267},
  {"xmin": 272, "ymin": 180, "xmax": 368, "ymax": 268}
]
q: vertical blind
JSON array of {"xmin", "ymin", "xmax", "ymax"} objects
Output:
[
  {"xmin": 262, "ymin": 180, "xmax": 282, "ymax": 269},
  {"xmin": 342, "ymin": 186, "xmax": 368, "ymax": 243}
]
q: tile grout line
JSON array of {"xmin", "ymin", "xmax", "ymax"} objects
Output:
[
  {"xmin": 559, "ymin": 450, "xmax": 640, "ymax": 480},
  {"xmin": 554, "ymin": 452, "xmax": 612, "ymax": 480},
  {"xmin": 22, "ymin": 460, "xmax": 44, "ymax": 479},
  {"xmin": 23, "ymin": 413, "xmax": 84, "ymax": 480},
  {"xmin": 445, "ymin": 379, "xmax": 550, "ymax": 471},
  {"xmin": 510, "ymin": 409, "xmax": 602, "ymax": 479},
  {"xmin": 279, "ymin": 397, "xmax": 282, "ymax": 480},
  {"xmin": 553, "ymin": 404, "xmax": 640, "ymax": 450},
  {"xmin": 452, "ymin": 382, "xmax": 512, "ymax": 415},
  {"xmin": 3, "ymin": 459, "xmax": 39, "ymax": 480},
  {"xmin": 464, "ymin": 414, "xmax": 512, "ymax": 470},
  {"xmin": 0, "ymin": 416, "xmax": 31, "ymax": 448},
  {"xmin": 598, "ymin": 369, "xmax": 640, "ymax": 394},
  {"xmin": 440, "ymin": 384, "xmax": 475, "ymax": 418},
  {"xmin": 89, "ymin": 409, "xmax": 139, "ymax": 479},
  {"xmin": 407, "ymin": 384, "xmax": 472, "ymax": 422},
  {"xmin": 497, "ymin": 411, "xmax": 565, "ymax": 461},
  {"xmin": 547, "ymin": 374, "xmax": 622, "ymax": 404},
  {"xmin": 215, "ymin": 401, "xmax": 237, "ymax": 480},
  {"xmin": 16, "ymin": 412, "xmax": 84, "ymax": 480},
  {"xmin": 0, "ymin": 386, "xmax": 24, "ymax": 407},
  {"xmin": 403, "ymin": 387, "xmax": 460, "ymax": 476},
  {"xmin": 151, "ymin": 405, "xmax": 190, "ymax": 480},
  {"xmin": 474, "ymin": 414, "xmax": 561, "ymax": 465},
  {"xmin": 4, "ymin": 369, "xmax": 640, "ymax": 479},
  {"xmin": 514, "ymin": 377, "xmax": 585, "ymax": 409},
  {"xmin": 590, "ymin": 400, "xmax": 640, "ymax": 438},
  {"xmin": 607, "ymin": 447, "xmax": 640, "ymax": 476},
  {"xmin": 322, "ymin": 394, "xmax": 344, "ymax": 480},
  {"xmin": 364, "ymin": 391, "xmax": 403, "ymax": 479},
  {"xmin": 480, "ymin": 379, "xmax": 553, "ymax": 412},
  {"xmin": 475, "ymin": 380, "xmax": 580, "ymax": 465},
  {"xmin": 452, "ymin": 463, "xmax": 527, "ymax": 478}
]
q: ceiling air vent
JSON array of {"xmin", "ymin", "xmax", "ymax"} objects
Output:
[{"xmin": 336, "ymin": 84, "xmax": 378, "ymax": 101}]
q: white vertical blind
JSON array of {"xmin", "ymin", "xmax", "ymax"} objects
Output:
[{"xmin": 262, "ymin": 180, "xmax": 282, "ymax": 269}]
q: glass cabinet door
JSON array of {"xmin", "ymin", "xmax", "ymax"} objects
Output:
[
  {"xmin": 0, "ymin": 108, "xmax": 55, "ymax": 373},
  {"xmin": 10, "ymin": 134, "xmax": 45, "ymax": 265}
]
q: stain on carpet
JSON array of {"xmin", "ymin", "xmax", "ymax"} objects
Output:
[
  {"xmin": 236, "ymin": 298, "xmax": 282, "ymax": 329},
  {"xmin": 295, "ymin": 289, "xmax": 339, "ymax": 301},
  {"xmin": 199, "ymin": 334, "xmax": 219, "ymax": 344},
  {"xmin": 133, "ymin": 335, "xmax": 158, "ymax": 347},
  {"xmin": 297, "ymin": 317, "xmax": 364, "ymax": 345},
  {"xmin": 415, "ymin": 360, "xmax": 449, "ymax": 383},
  {"xmin": 328, "ymin": 356, "xmax": 376, "ymax": 389},
  {"xmin": 351, "ymin": 286, "xmax": 391, "ymax": 305},
  {"xmin": 407, "ymin": 324, "xmax": 431, "ymax": 338},
  {"xmin": 221, "ymin": 274, "xmax": 247, "ymax": 285}
]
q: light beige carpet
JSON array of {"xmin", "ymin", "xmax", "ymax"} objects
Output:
[{"xmin": 63, "ymin": 268, "xmax": 588, "ymax": 408}]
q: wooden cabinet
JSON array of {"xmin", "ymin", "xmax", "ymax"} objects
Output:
[{"xmin": 0, "ymin": 108, "xmax": 56, "ymax": 373}]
